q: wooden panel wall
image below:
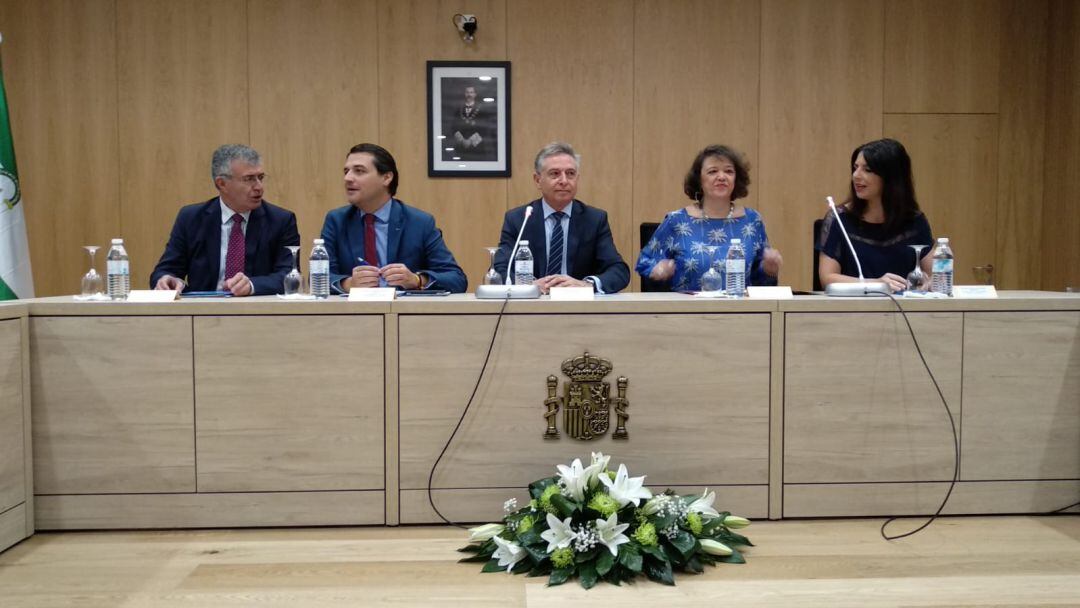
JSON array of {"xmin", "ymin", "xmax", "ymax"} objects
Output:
[{"xmin": 0, "ymin": 0, "xmax": 1076, "ymax": 295}]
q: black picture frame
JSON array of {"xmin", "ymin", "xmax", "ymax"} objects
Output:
[{"xmin": 427, "ymin": 60, "xmax": 511, "ymax": 177}]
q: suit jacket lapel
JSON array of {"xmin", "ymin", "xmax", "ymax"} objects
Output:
[
  {"xmin": 244, "ymin": 203, "xmax": 265, "ymax": 273},
  {"xmin": 565, "ymin": 200, "xmax": 585, "ymax": 276},
  {"xmin": 526, "ymin": 200, "xmax": 547, "ymax": 274},
  {"xmin": 345, "ymin": 206, "xmax": 364, "ymax": 265},
  {"xmin": 205, "ymin": 200, "xmax": 222, "ymax": 286},
  {"xmin": 387, "ymin": 199, "xmax": 404, "ymax": 264}
]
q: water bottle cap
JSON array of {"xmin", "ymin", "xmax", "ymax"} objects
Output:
[
  {"xmin": 111, "ymin": 238, "xmax": 123, "ymax": 244},
  {"xmin": 731, "ymin": 238, "xmax": 741, "ymax": 244},
  {"xmin": 938, "ymin": 237, "xmax": 949, "ymax": 243},
  {"xmin": 520, "ymin": 240, "xmax": 529, "ymax": 246},
  {"xmin": 313, "ymin": 238, "xmax": 324, "ymax": 245}
]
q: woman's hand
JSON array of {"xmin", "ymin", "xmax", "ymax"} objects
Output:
[
  {"xmin": 762, "ymin": 247, "xmax": 783, "ymax": 277},
  {"xmin": 877, "ymin": 272, "xmax": 908, "ymax": 293},
  {"xmin": 649, "ymin": 259, "xmax": 675, "ymax": 281}
]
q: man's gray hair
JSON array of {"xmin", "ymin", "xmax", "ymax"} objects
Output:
[
  {"xmin": 211, "ymin": 144, "xmax": 261, "ymax": 180},
  {"xmin": 534, "ymin": 141, "xmax": 581, "ymax": 174}
]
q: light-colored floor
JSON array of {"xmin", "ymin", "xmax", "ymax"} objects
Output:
[{"xmin": 1, "ymin": 516, "xmax": 1079, "ymax": 607}]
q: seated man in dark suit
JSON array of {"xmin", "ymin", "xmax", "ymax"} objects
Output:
[
  {"xmin": 494, "ymin": 142, "xmax": 629, "ymax": 293},
  {"xmin": 320, "ymin": 143, "xmax": 467, "ymax": 293},
  {"xmin": 151, "ymin": 144, "xmax": 299, "ymax": 296}
]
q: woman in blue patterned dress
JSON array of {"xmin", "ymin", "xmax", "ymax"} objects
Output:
[{"xmin": 636, "ymin": 145, "xmax": 782, "ymax": 291}]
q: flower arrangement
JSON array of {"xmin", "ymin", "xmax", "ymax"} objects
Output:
[{"xmin": 459, "ymin": 453, "xmax": 752, "ymax": 588}]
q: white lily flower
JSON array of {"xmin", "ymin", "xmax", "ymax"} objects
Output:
[
  {"xmin": 699, "ymin": 538, "xmax": 733, "ymax": 556},
  {"xmin": 687, "ymin": 488, "xmax": 720, "ymax": 520},
  {"xmin": 589, "ymin": 452, "xmax": 611, "ymax": 487},
  {"xmin": 723, "ymin": 515, "xmax": 751, "ymax": 529},
  {"xmin": 556, "ymin": 458, "xmax": 603, "ymax": 502},
  {"xmin": 467, "ymin": 522, "xmax": 505, "ymax": 541},
  {"xmin": 540, "ymin": 513, "xmax": 577, "ymax": 553},
  {"xmin": 594, "ymin": 512, "xmax": 631, "ymax": 556},
  {"xmin": 642, "ymin": 494, "xmax": 668, "ymax": 515},
  {"xmin": 491, "ymin": 535, "xmax": 528, "ymax": 572},
  {"xmin": 599, "ymin": 463, "xmax": 652, "ymax": 508}
]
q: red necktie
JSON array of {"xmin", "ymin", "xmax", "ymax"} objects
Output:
[
  {"xmin": 224, "ymin": 213, "xmax": 245, "ymax": 279},
  {"xmin": 363, "ymin": 213, "xmax": 379, "ymax": 267}
]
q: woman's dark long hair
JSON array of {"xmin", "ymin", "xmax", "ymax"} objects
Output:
[{"xmin": 846, "ymin": 138, "xmax": 920, "ymax": 234}]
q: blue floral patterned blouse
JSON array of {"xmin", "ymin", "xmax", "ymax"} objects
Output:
[{"xmin": 635, "ymin": 207, "xmax": 777, "ymax": 291}]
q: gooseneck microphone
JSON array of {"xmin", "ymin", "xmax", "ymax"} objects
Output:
[
  {"xmin": 476, "ymin": 206, "xmax": 541, "ymax": 299},
  {"xmin": 823, "ymin": 196, "xmax": 890, "ymax": 297}
]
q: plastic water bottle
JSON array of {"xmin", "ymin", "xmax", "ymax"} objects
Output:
[
  {"xmin": 514, "ymin": 240, "xmax": 535, "ymax": 285},
  {"xmin": 725, "ymin": 238, "xmax": 746, "ymax": 297},
  {"xmin": 930, "ymin": 237, "xmax": 954, "ymax": 296},
  {"xmin": 106, "ymin": 238, "xmax": 131, "ymax": 300},
  {"xmin": 309, "ymin": 238, "xmax": 330, "ymax": 299}
]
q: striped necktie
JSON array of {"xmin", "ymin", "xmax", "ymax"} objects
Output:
[{"xmin": 547, "ymin": 211, "xmax": 565, "ymax": 277}]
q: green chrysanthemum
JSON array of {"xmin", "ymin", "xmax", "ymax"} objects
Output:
[
  {"xmin": 685, "ymin": 512, "xmax": 703, "ymax": 535},
  {"xmin": 632, "ymin": 521, "xmax": 659, "ymax": 547},
  {"xmin": 517, "ymin": 514, "xmax": 535, "ymax": 534},
  {"xmin": 529, "ymin": 498, "xmax": 539, "ymax": 510},
  {"xmin": 587, "ymin": 492, "xmax": 620, "ymax": 517},
  {"xmin": 551, "ymin": 547, "xmax": 575, "ymax": 568},
  {"xmin": 539, "ymin": 484, "xmax": 561, "ymax": 514},
  {"xmin": 606, "ymin": 470, "xmax": 617, "ymax": 481}
]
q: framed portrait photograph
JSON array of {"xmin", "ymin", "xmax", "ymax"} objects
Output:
[{"xmin": 427, "ymin": 61, "xmax": 511, "ymax": 177}]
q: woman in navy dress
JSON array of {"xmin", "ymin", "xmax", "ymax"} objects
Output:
[
  {"xmin": 817, "ymin": 138, "xmax": 933, "ymax": 293},
  {"xmin": 636, "ymin": 145, "xmax": 782, "ymax": 291}
]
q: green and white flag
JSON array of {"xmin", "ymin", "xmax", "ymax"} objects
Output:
[{"xmin": 0, "ymin": 33, "xmax": 34, "ymax": 301}]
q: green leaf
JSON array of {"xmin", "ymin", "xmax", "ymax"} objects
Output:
[
  {"xmin": 528, "ymin": 562, "xmax": 553, "ymax": 577},
  {"xmin": 458, "ymin": 553, "xmax": 493, "ymax": 563},
  {"xmin": 516, "ymin": 527, "xmax": 542, "ymax": 547},
  {"xmin": 643, "ymin": 557, "xmax": 675, "ymax": 586},
  {"xmin": 523, "ymin": 544, "xmax": 548, "ymax": 563},
  {"xmin": 575, "ymin": 547, "xmax": 599, "ymax": 564},
  {"xmin": 548, "ymin": 566, "xmax": 573, "ymax": 586},
  {"xmin": 578, "ymin": 561, "xmax": 598, "ymax": 589},
  {"xmin": 481, "ymin": 558, "xmax": 505, "ymax": 573},
  {"xmin": 550, "ymin": 494, "xmax": 578, "ymax": 517},
  {"xmin": 684, "ymin": 556, "xmax": 704, "ymax": 574},
  {"xmin": 618, "ymin": 546, "xmax": 644, "ymax": 573},
  {"xmin": 716, "ymin": 548, "xmax": 746, "ymax": 564},
  {"xmin": 596, "ymin": 549, "xmax": 615, "ymax": 576},
  {"xmin": 457, "ymin": 544, "xmax": 482, "ymax": 553},
  {"xmin": 668, "ymin": 530, "xmax": 696, "ymax": 558},
  {"xmin": 640, "ymin": 545, "xmax": 665, "ymax": 561},
  {"xmin": 511, "ymin": 559, "xmax": 533, "ymax": 574},
  {"xmin": 529, "ymin": 477, "xmax": 558, "ymax": 500}
]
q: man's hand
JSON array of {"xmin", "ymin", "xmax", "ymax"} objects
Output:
[
  {"xmin": 155, "ymin": 275, "xmax": 185, "ymax": 291},
  {"xmin": 224, "ymin": 272, "xmax": 253, "ymax": 296},
  {"xmin": 380, "ymin": 263, "xmax": 422, "ymax": 289},
  {"xmin": 345, "ymin": 265, "xmax": 381, "ymax": 289},
  {"xmin": 533, "ymin": 274, "xmax": 588, "ymax": 294}
]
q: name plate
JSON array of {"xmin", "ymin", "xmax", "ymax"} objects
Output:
[
  {"xmin": 126, "ymin": 289, "xmax": 178, "ymax": 302},
  {"xmin": 952, "ymin": 285, "xmax": 998, "ymax": 299},
  {"xmin": 348, "ymin": 287, "xmax": 397, "ymax": 301},
  {"xmin": 549, "ymin": 286, "xmax": 595, "ymax": 301},
  {"xmin": 747, "ymin": 286, "xmax": 794, "ymax": 299}
]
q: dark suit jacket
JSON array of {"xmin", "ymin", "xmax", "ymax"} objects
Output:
[
  {"xmin": 493, "ymin": 199, "xmax": 630, "ymax": 293},
  {"xmin": 150, "ymin": 198, "xmax": 300, "ymax": 295},
  {"xmin": 319, "ymin": 199, "xmax": 467, "ymax": 293}
]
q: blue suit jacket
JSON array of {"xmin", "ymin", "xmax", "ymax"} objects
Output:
[
  {"xmin": 150, "ymin": 198, "xmax": 300, "ymax": 295},
  {"xmin": 493, "ymin": 199, "xmax": 630, "ymax": 293},
  {"xmin": 319, "ymin": 199, "xmax": 467, "ymax": 293}
]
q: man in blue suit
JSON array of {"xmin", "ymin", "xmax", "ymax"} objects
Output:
[
  {"xmin": 320, "ymin": 143, "xmax": 466, "ymax": 293},
  {"xmin": 151, "ymin": 144, "xmax": 299, "ymax": 296},
  {"xmin": 494, "ymin": 142, "xmax": 629, "ymax": 293}
]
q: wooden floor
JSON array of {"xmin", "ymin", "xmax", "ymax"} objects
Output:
[{"xmin": 1, "ymin": 516, "xmax": 1079, "ymax": 607}]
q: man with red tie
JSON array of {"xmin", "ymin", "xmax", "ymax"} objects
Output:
[{"xmin": 151, "ymin": 144, "xmax": 300, "ymax": 296}]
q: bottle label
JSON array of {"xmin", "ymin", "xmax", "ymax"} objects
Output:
[
  {"xmin": 309, "ymin": 260, "xmax": 329, "ymax": 274},
  {"xmin": 515, "ymin": 260, "xmax": 533, "ymax": 275},
  {"xmin": 107, "ymin": 260, "xmax": 129, "ymax": 275},
  {"xmin": 726, "ymin": 259, "xmax": 743, "ymax": 274},
  {"xmin": 932, "ymin": 259, "xmax": 953, "ymax": 273}
]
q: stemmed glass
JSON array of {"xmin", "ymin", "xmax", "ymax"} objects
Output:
[
  {"xmin": 699, "ymin": 246, "xmax": 723, "ymax": 292},
  {"xmin": 80, "ymin": 246, "xmax": 104, "ymax": 297},
  {"xmin": 283, "ymin": 245, "xmax": 302, "ymax": 296},
  {"xmin": 483, "ymin": 246, "xmax": 502, "ymax": 285},
  {"xmin": 906, "ymin": 245, "xmax": 928, "ymax": 292}
]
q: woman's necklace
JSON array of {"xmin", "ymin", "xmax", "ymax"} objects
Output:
[{"xmin": 699, "ymin": 200, "xmax": 735, "ymax": 221}]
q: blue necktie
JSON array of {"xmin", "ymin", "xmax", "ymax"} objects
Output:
[{"xmin": 547, "ymin": 211, "xmax": 565, "ymax": 276}]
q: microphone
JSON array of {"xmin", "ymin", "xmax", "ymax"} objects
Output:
[
  {"xmin": 823, "ymin": 196, "xmax": 889, "ymax": 297},
  {"xmin": 476, "ymin": 205, "xmax": 541, "ymax": 299}
]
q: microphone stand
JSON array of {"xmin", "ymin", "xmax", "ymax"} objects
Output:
[
  {"xmin": 823, "ymin": 196, "xmax": 890, "ymax": 297},
  {"xmin": 476, "ymin": 206, "xmax": 541, "ymax": 299}
]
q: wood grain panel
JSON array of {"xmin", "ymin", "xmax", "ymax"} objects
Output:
[
  {"xmin": 399, "ymin": 313, "xmax": 772, "ymax": 489},
  {"xmin": 0, "ymin": 0, "xmax": 120, "ymax": 298},
  {"xmin": 0, "ymin": 320, "xmax": 23, "ymax": 512},
  {"xmin": 35, "ymin": 491, "xmax": 384, "ymax": 530},
  {"xmin": 400, "ymin": 485, "xmax": 768, "ymax": 524},
  {"xmin": 633, "ymin": 0, "xmax": 761, "ymax": 290},
  {"xmin": 194, "ymin": 316, "xmax": 384, "ymax": 492},
  {"xmin": 759, "ymin": 0, "xmax": 884, "ymax": 292},
  {"xmin": 1042, "ymin": 0, "xmax": 1080, "ymax": 291},
  {"xmin": 116, "ymin": 0, "xmax": 250, "ymax": 293},
  {"xmin": 962, "ymin": 312, "xmax": 1080, "ymax": 480},
  {"xmin": 0, "ymin": 503, "xmax": 26, "ymax": 554},
  {"xmin": 248, "ymin": 0, "xmax": 379, "ymax": 249},
  {"xmin": 507, "ymin": 0, "xmax": 635, "ymax": 287},
  {"xmin": 30, "ymin": 316, "xmax": 195, "ymax": 494},
  {"xmin": 995, "ymin": 0, "xmax": 1048, "ymax": 290},
  {"xmin": 784, "ymin": 312, "xmax": 962, "ymax": 483},
  {"xmin": 378, "ymin": 0, "xmax": 508, "ymax": 292},
  {"xmin": 884, "ymin": 0, "xmax": 1001, "ymax": 113},
  {"xmin": 884, "ymin": 114, "xmax": 999, "ymax": 286}
]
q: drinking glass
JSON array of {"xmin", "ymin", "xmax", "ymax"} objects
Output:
[
  {"xmin": 283, "ymin": 245, "xmax": 302, "ymax": 295},
  {"xmin": 80, "ymin": 246, "xmax": 104, "ymax": 296},
  {"xmin": 973, "ymin": 264, "xmax": 994, "ymax": 286},
  {"xmin": 483, "ymin": 246, "xmax": 502, "ymax": 285},
  {"xmin": 699, "ymin": 246, "xmax": 723, "ymax": 292},
  {"xmin": 906, "ymin": 245, "xmax": 928, "ymax": 291}
]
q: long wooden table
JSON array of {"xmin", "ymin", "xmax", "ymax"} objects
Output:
[{"xmin": 0, "ymin": 292, "xmax": 1076, "ymax": 544}]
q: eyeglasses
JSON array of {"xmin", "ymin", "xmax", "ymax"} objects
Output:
[{"xmin": 224, "ymin": 173, "xmax": 268, "ymax": 185}]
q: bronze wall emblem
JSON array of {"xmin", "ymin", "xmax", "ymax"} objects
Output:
[{"xmin": 544, "ymin": 351, "xmax": 628, "ymax": 440}]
